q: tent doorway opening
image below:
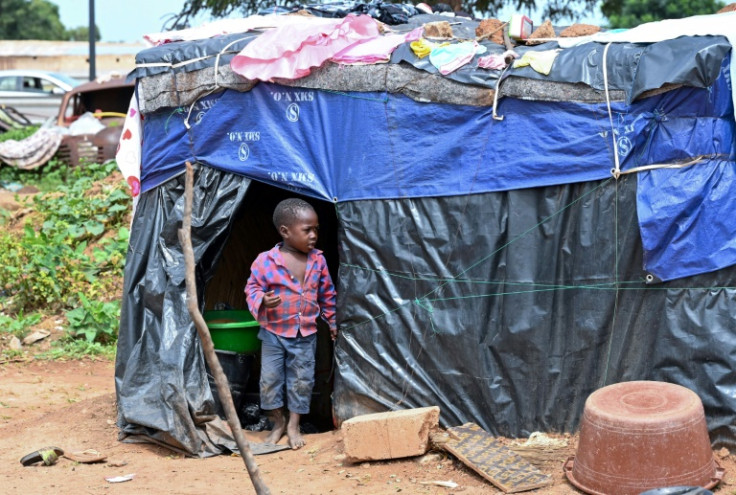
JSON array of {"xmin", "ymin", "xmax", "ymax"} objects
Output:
[{"xmin": 203, "ymin": 179, "xmax": 339, "ymax": 433}]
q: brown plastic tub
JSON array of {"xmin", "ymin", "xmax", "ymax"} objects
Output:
[{"xmin": 564, "ymin": 381, "xmax": 724, "ymax": 495}]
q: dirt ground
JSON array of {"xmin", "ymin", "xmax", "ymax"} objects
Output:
[
  {"xmin": 1, "ymin": 360, "xmax": 736, "ymax": 495},
  {"xmin": 0, "ymin": 187, "xmax": 37, "ymax": 213}
]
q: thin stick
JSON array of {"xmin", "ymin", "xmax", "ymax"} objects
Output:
[
  {"xmin": 0, "ymin": 357, "xmax": 30, "ymax": 365},
  {"xmin": 178, "ymin": 161, "xmax": 271, "ymax": 495}
]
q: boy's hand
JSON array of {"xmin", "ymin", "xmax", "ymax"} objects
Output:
[
  {"xmin": 263, "ymin": 290, "xmax": 281, "ymax": 308},
  {"xmin": 330, "ymin": 327, "xmax": 338, "ymax": 341}
]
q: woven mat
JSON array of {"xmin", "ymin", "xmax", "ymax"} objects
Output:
[{"xmin": 442, "ymin": 423, "xmax": 552, "ymax": 493}]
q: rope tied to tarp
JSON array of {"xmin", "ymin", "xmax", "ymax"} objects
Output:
[
  {"xmin": 602, "ymin": 42, "xmax": 706, "ymax": 178},
  {"xmin": 602, "ymin": 43, "xmax": 622, "ymax": 179},
  {"xmin": 183, "ymin": 36, "xmax": 253, "ymax": 129}
]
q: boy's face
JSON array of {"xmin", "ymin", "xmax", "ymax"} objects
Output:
[{"xmin": 281, "ymin": 208, "xmax": 319, "ymax": 254}]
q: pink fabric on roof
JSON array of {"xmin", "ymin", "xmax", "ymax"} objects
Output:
[
  {"xmin": 331, "ymin": 26, "xmax": 423, "ymax": 65},
  {"xmin": 231, "ymin": 14, "xmax": 380, "ymax": 81}
]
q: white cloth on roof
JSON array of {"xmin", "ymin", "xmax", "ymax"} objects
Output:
[{"xmin": 143, "ymin": 14, "xmax": 339, "ymax": 46}]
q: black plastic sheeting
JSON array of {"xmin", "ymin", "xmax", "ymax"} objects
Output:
[
  {"xmin": 116, "ymin": 165, "xmax": 736, "ymax": 456},
  {"xmin": 131, "ymin": 32, "xmax": 259, "ymax": 80},
  {"xmin": 115, "ymin": 166, "xmax": 249, "ymax": 457},
  {"xmin": 333, "ymin": 175, "xmax": 736, "ymax": 448},
  {"xmin": 285, "ymin": 1, "xmax": 423, "ymax": 25}
]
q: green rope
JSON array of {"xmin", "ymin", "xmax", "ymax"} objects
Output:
[
  {"xmin": 418, "ymin": 178, "xmax": 615, "ymax": 301},
  {"xmin": 341, "ymin": 262, "xmax": 652, "ymax": 287},
  {"xmin": 422, "ymin": 284, "xmax": 736, "ymax": 303},
  {"xmin": 165, "ymin": 107, "xmax": 186, "ymax": 134},
  {"xmin": 337, "ymin": 177, "xmax": 736, "ymax": 333},
  {"xmin": 343, "ymin": 301, "xmax": 412, "ymax": 331},
  {"xmin": 601, "ymin": 177, "xmax": 621, "ymax": 386}
]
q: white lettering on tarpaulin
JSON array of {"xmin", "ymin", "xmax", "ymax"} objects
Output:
[
  {"xmin": 239, "ymin": 143, "xmax": 250, "ymax": 162},
  {"xmin": 190, "ymin": 99, "xmax": 217, "ymax": 124},
  {"xmin": 268, "ymin": 90, "xmax": 315, "ymax": 123},
  {"xmin": 617, "ymin": 136, "xmax": 632, "ymax": 156},
  {"xmin": 290, "ymin": 172, "xmax": 315, "ymax": 183},
  {"xmin": 614, "ymin": 112, "xmax": 637, "ymax": 157},
  {"xmin": 227, "ymin": 131, "xmax": 261, "ymax": 142},
  {"xmin": 269, "ymin": 170, "xmax": 316, "ymax": 184},
  {"xmin": 195, "ymin": 99, "xmax": 216, "ymax": 110},
  {"xmin": 286, "ymin": 103, "xmax": 300, "ymax": 122},
  {"xmin": 270, "ymin": 91, "xmax": 315, "ymax": 102}
]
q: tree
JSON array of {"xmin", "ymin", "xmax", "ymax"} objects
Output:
[
  {"xmin": 0, "ymin": 0, "xmax": 102, "ymax": 41},
  {"xmin": 602, "ymin": 0, "xmax": 725, "ymax": 28},
  {"xmin": 165, "ymin": 0, "xmax": 729, "ymax": 30},
  {"xmin": 66, "ymin": 25, "xmax": 102, "ymax": 42},
  {"xmin": 164, "ymin": 0, "xmax": 602, "ymax": 29},
  {"xmin": 0, "ymin": 0, "xmax": 67, "ymax": 40}
]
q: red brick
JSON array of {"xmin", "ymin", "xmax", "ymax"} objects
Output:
[{"xmin": 341, "ymin": 406, "xmax": 440, "ymax": 462}]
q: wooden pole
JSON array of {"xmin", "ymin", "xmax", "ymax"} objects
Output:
[
  {"xmin": 88, "ymin": 0, "xmax": 96, "ymax": 81},
  {"xmin": 178, "ymin": 161, "xmax": 271, "ymax": 495}
]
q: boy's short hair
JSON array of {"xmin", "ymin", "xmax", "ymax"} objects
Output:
[{"xmin": 273, "ymin": 198, "xmax": 315, "ymax": 229}]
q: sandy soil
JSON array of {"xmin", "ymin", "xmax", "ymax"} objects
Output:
[{"xmin": 1, "ymin": 359, "xmax": 735, "ymax": 495}]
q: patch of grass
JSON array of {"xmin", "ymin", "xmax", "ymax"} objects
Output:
[
  {"xmin": 0, "ymin": 157, "xmax": 117, "ymax": 193},
  {"xmin": 0, "ymin": 125, "xmax": 39, "ymax": 143},
  {"xmin": 0, "ymin": 311, "xmax": 42, "ymax": 339},
  {"xmin": 40, "ymin": 340, "xmax": 115, "ymax": 360},
  {"xmin": 0, "ymin": 158, "xmax": 66, "ymax": 193},
  {"xmin": 65, "ymin": 296, "xmax": 120, "ymax": 345},
  {"xmin": 0, "ymin": 159, "xmax": 130, "ymax": 360},
  {"xmin": 0, "ymin": 209, "xmax": 10, "ymax": 227},
  {"xmin": 0, "ymin": 348, "xmax": 25, "ymax": 362}
]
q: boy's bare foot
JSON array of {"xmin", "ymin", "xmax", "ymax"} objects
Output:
[
  {"xmin": 287, "ymin": 411, "xmax": 305, "ymax": 450},
  {"xmin": 263, "ymin": 408, "xmax": 286, "ymax": 444}
]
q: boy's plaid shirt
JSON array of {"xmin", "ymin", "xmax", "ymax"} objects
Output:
[{"xmin": 245, "ymin": 244, "xmax": 336, "ymax": 338}]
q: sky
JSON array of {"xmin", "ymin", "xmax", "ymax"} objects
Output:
[
  {"xmin": 49, "ymin": 0, "xmax": 213, "ymax": 43},
  {"xmin": 49, "ymin": 0, "xmax": 605, "ymax": 44}
]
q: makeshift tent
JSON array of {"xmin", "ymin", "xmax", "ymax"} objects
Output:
[{"xmin": 115, "ymin": 8, "xmax": 736, "ymax": 457}]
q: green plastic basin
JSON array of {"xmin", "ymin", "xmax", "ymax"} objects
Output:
[{"xmin": 204, "ymin": 310, "xmax": 260, "ymax": 354}]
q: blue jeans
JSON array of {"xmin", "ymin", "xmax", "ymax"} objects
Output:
[{"xmin": 258, "ymin": 328, "xmax": 317, "ymax": 415}]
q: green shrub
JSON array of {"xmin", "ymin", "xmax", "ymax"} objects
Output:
[
  {"xmin": 0, "ymin": 160, "xmax": 130, "ymax": 358},
  {"xmin": 65, "ymin": 294, "xmax": 120, "ymax": 345},
  {"xmin": 0, "ymin": 311, "xmax": 42, "ymax": 339},
  {"xmin": 0, "ymin": 125, "xmax": 39, "ymax": 143},
  {"xmin": 0, "ymin": 157, "xmax": 116, "ymax": 193}
]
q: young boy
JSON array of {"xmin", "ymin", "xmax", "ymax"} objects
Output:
[{"xmin": 245, "ymin": 198, "xmax": 337, "ymax": 449}]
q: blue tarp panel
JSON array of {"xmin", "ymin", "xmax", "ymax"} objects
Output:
[
  {"xmin": 635, "ymin": 60, "xmax": 736, "ymax": 281},
  {"xmin": 638, "ymin": 158, "xmax": 736, "ymax": 281},
  {"xmin": 141, "ymin": 67, "xmax": 734, "ymax": 201},
  {"xmin": 139, "ymin": 60, "xmax": 735, "ymax": 281}
]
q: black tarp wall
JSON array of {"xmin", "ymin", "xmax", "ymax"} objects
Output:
[{"xmin": 116, "ymin": 165, "xmax": 736, "ymax": 456}]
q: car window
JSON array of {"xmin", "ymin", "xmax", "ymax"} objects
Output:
[
  {"xmin": 50, "ymin": 73, "xmax": 82, "ymax": 88},
  {"xmin": 21, "ymin": 77, "xmax": 49, "ymax": 93},
  {"xmin": 0, "ymin": 76, "xmax": 17, "ymax": 91},
  {"xmin": 38, "ymin": 78, "xmax": 63, "ymax": 93}
]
